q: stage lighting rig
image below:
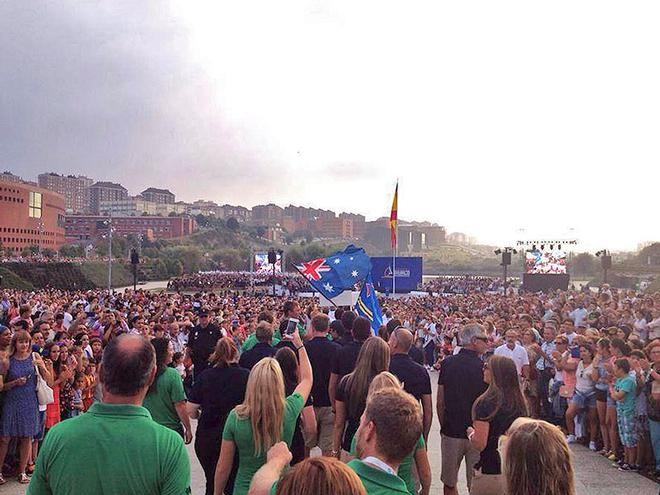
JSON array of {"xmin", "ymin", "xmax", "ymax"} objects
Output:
[
  {"xmin": 595, "ymin": 249, "xmax": 612, "ymax": 283},
  {"xmin": 495, "ymin": 247, "xmax": 518, "ymax": 284}
]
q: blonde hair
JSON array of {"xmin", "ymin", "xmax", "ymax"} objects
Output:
[
  {"xmin": 368, "ymin": 371, "xmax": 402, "ymax": 397},
  {"xmin": 502, "ymin": 418, "xmax": 575, "ymax": 495},
  {"xmin": 235, "ymin": 358, "xmax": 285, "ymax": 455}
]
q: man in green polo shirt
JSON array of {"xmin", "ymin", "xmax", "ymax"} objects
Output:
[
  {"xmin": 27, "ymin": 334, "xmax": 191, "ymax": 495},
  {"xmin": 247, "ymin": 387, "xmax": 423, "ymax": 495}
]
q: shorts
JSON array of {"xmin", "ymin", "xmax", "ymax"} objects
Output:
[
  {"xmin": 311, "ymin": 406, "xmax": 334, "ymax": 453},
  {"xmin": 441, "ymin": 434, "xmax": 480, "ymax": 488},
  {"xmin": 595, "ymin": 388, "xmax": 608, "ymax": 402},
  {"xmin": 34, "ymin": 410, "xmax": 46, "ymax": 441},
  {"xmin": 617, "ymin": 412, "xmax": 637, "ymax": 447},
  {"xmin": 570, "ymin": 389, "xmax": 596, "ymax": 409}
]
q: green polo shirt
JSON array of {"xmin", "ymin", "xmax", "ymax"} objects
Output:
[
  {"xmin": 347, "ymin": 459, "xmax": 409, "ymax": 495},
  {"xmin": 143, "ymin": 367, "xmax": 187, "ymax": 430},
  {"xmin": 222, "ymin": 392, "xmax": 305, "ymax": 495},
  {"xmin": 27, "ymin": 402, "xmax": 191, "ymax": 495},
  {"xmin": 350, "ymin": 434, "xmax": 425, "ymax": 495}
]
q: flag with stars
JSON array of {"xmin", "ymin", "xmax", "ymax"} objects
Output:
[
  {"xmin": 295, "ymin": 244, "xmax": 372, "ymax": 300},
  {"xmin": 355, "ymin": 272, "xmax": 383, "ymax": 334}
]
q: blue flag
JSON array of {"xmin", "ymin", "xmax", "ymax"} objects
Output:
[
  {"xmin": 296, "ymin": 244, "xmax": 371, "ymax": 300},
  {"xmin": 355, "ymin": 272, "xmax": 383, "ymax": 334}
]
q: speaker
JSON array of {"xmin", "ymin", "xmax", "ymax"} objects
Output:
[
  {"xmin": 601, "ymin": 255, "xmax": 612, "ymax": 270},
  {"xmin": 502, "ymin": 252, "xmax": 512, "ymax": 266},
  {"xmin": 267, "ymin": 249, "xmax": 277, "ymax": 265},
  {"xmin": 130, "ymin": 249, "xmax": 139, "ymax": 265}
]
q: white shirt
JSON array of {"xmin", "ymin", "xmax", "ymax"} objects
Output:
[{"xmin": 494, "ymin": 343, "xmax": 530, "ymax": 376}]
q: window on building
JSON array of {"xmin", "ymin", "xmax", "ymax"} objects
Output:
[{"xmin": 28, "ymin": 191, "xmax": 42, "ymax": 218}]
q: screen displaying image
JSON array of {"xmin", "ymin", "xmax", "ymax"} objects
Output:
[
  {"xmin": 254, "ymin": 252, "xmax": 282, "ymax": 274},
  {"xmin": 525, "ymin": 250, "xmax": 567, "ymax": 274}
]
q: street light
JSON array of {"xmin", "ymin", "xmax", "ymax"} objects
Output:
[
  {"xmin": 595, "ymin": 249, "xmax": 612, "ymax": 284},
  {"xmin": 494, "ymin": 247, "xmax": 518, "ymax": 284}
]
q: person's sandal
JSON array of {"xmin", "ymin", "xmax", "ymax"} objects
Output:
[{"xmin": 18, "ymin": 472, "xmax": 30, "ymax": 484}]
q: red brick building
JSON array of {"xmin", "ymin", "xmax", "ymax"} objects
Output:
[
  {"xmin": 0, "ymin": 182, "xmax": 66, "ymax": 253},
  {"xmin": 65, "ymin": 215, "xmax": 197, "ymax": 241}
]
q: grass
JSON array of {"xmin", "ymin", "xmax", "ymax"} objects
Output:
[
  {"xmin": 0, "ymin": 267, "xmax": 34, "ymax": 290},
  {"xmin": 79, "ymin": 262, "xmax": 134, "ymax": 288}
]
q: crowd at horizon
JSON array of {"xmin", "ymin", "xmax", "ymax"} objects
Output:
[{"xmin": 0, "ymin": 278, "xmax": 658, "ymax": 494}]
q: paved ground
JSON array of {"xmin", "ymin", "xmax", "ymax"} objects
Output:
[{"xmin": 7, "ymin": 372, "xmax": 658, "ymax": 494}]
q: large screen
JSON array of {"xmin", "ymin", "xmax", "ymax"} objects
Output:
[
  {"xmin": 254, "ymin": 252, "xmax": 282, "ymax": 274},
  {"xmin": 525, "ymin": 250, "xmax": 567, "ymax": 274}
]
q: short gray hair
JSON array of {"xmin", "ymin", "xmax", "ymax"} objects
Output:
[{"xmin": 460, "ymin": 323, "xmax": 486, "ymax": 346}]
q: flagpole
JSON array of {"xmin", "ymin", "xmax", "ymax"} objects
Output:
[
  {"xmin": 292, "ymin": 264, "xmax": 338, "ymax": 308},
  {"xmin": 392, "ymin": 180, "xmax": 398, "ymax": 298}
]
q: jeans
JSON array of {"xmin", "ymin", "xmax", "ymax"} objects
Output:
[
  {"xmin": 537, "ymin": 368, "xmax": 554, "ymax": 420},
  {"xmin": 424, "ymin": 342, "xmax": 435, "ymax": 366},
  {"xmin": 649, "ymin": 418, "xmax": 660, "ymax": 471}
]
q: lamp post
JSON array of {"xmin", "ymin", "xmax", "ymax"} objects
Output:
[
  {"xmin": 494, "ymin": 247, "xmax": 518, "ymax": 284},
  {"xmin": 595, "ymin": 250, "xmax": 612, "ymax": 284}
]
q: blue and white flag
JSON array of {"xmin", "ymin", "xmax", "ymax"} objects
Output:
[
  {"xmin": 295, "ymin": 244, "xmax": 371, "ymax": 300},
  {"xmin": 355, "ymin": 272, "xmax": 383, "ymax": 334}
]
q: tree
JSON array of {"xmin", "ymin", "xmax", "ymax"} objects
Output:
[
  {"xmin": 227, "ymin": 217, "xmax": 240, "ymax": 232},
  {"xmin": 42, "ymin": 248, "xmax": 56, "ymax": 258},
  {"xmin": 255, "ymin": 226, "xmax": 266, "ymax": 238},
  {"xmin": 571, "ymin": 252, "xmax": 597, "ymax": 276},
  {"xmin": 59, "ymin": 244, "xmax": 84, "ymax": 258}
]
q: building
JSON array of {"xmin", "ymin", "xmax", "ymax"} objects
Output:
[
  {"xmin": 317, "ymin": 217, "xmax": 354, "ymax": 239},
  {"xmin": 339, "ymin": 212, "xmax": 366, "ymax": 238},
  {"xmin": 251, "ymin": 204, "xmax": 284, "ymax": 225},
  {"xmin": 88, "ymin": 182, "xmax": 128, "ymax": 214},
  {"xmin": 38, "ymin": 172, "xmax": 94, "ymax": 213},
  {"xmin": 364, "ymin": 219, "xmax": 446, "ymax": 251},
  {"xmin": 140, "ymin": 187, "xmax": 175, "ymax": 204},
  {"xmin": 284, "ymin": 205, "xmax": 335, "ymax": 222},
  {"xmin": 99, "ymin": 197, "xmax": 188, "ymax": 217},
  {"xmin": 0, "ymin": 171, "xmax": 23, "ymax": 183},
  {"xmin": 220, "ymin": 204, "xmax": 251, "ymax": 222},
  {"xmin": 0, "ymin": 181, "xmax": 66, "ymax": 253},
  {"xmin": 65, "ymin": 215, "xmax": 197, "ymax": 241}
]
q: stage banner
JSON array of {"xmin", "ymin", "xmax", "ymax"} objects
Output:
[{"xmin": 371, "ymin": 256, "xmax": 422, "ymax": 293}]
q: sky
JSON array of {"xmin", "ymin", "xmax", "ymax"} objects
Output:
[{"xmin": 1, "ymin": 1, "xmax": 658, "ymax": 252}]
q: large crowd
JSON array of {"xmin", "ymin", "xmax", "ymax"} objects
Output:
[
  {"xmin": 0, "ymin": 281, "xmax": 658, "ymax": 494},
  {"xmin": 167, "ymin": 272, "xmax": 308, "ymax": 294}
]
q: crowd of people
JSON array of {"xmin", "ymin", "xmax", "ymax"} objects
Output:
[
  {"xmin": 167, "ymin": 271, "xmax": 308, "ymax": 294},
  {"xmin": 422, "ymin": 276, "xmax": 508, "ymax": 295},
  {"xmin": 0, "ymin": 281, "xmax": 658, "ymax": 494}
]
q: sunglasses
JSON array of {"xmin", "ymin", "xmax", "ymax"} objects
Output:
[{"xmin": 474, "ymin": 336, "xmax": 489, "ymax": 343}]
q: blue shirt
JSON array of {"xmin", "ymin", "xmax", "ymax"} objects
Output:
[{"xmin": 536, "ymin": 340, "xmax": 556, "ymax": 371}]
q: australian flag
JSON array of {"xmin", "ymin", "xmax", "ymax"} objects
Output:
[
  {"xmin": 355, "ymin": 272, "xmax": 383, "ymax": 334},
  {"xmin": 296, "ymin": 245, "xmax": 371, "ymax": 300}
]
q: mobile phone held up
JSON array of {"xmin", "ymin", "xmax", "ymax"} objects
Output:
[{"xmin": 285, "ymin": 318, "xmax": 300, "ymax": 336}]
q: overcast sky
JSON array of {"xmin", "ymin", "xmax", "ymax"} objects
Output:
[{"xmin": 1, "ymin": 1, "xmax": 658, "ymax": 251}]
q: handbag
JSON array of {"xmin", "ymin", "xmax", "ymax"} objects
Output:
[{"xmin": 33, "ymin": 353, "xmax": 55, "ymax": 406}]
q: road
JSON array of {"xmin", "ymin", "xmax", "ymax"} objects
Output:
[{"xmin": 8, "ymin": 373, "xmax": 658, "ymax": 494}]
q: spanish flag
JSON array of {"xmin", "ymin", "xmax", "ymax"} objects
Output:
[{"xmin": 389, "ymin": 182, "xmax": 398, "ymax": 249}]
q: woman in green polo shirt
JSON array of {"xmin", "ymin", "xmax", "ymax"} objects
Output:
[
  {"xmin": 214, "ymin": 329, "xmax": 312, "ymax": 495},
  {"xmin": 142, "ymin": 338, "xmax": 192, "ymax": 443}
]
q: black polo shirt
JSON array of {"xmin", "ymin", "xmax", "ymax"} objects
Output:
[
  {"xmin": 332, "ymin": 340, "xmax": 363, "ymax": 378},
  {"xmin": 438, "ymin": 348, "xmax": 486, "ymax": 439},
  {"xmin": 389, "ymin": 353, "xmax": 431, "ymax": 400},
  {"xmin": 305, "ymin": 336, "xmax": 341, "ymax": 407},
  {"xmin": 238, "ymin": 342, "xmax": 276, "ymax": 370},
  {"xmin": 408, "ymin": 345, "xmax": 425, "ymax": 366},
  {"xmin": 188, "ymin": 363, "xmax": 249, "ymax": 430},
  {"xmin": 188, "ymin": 323, "xmax": 222, "ymax": 372}
]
